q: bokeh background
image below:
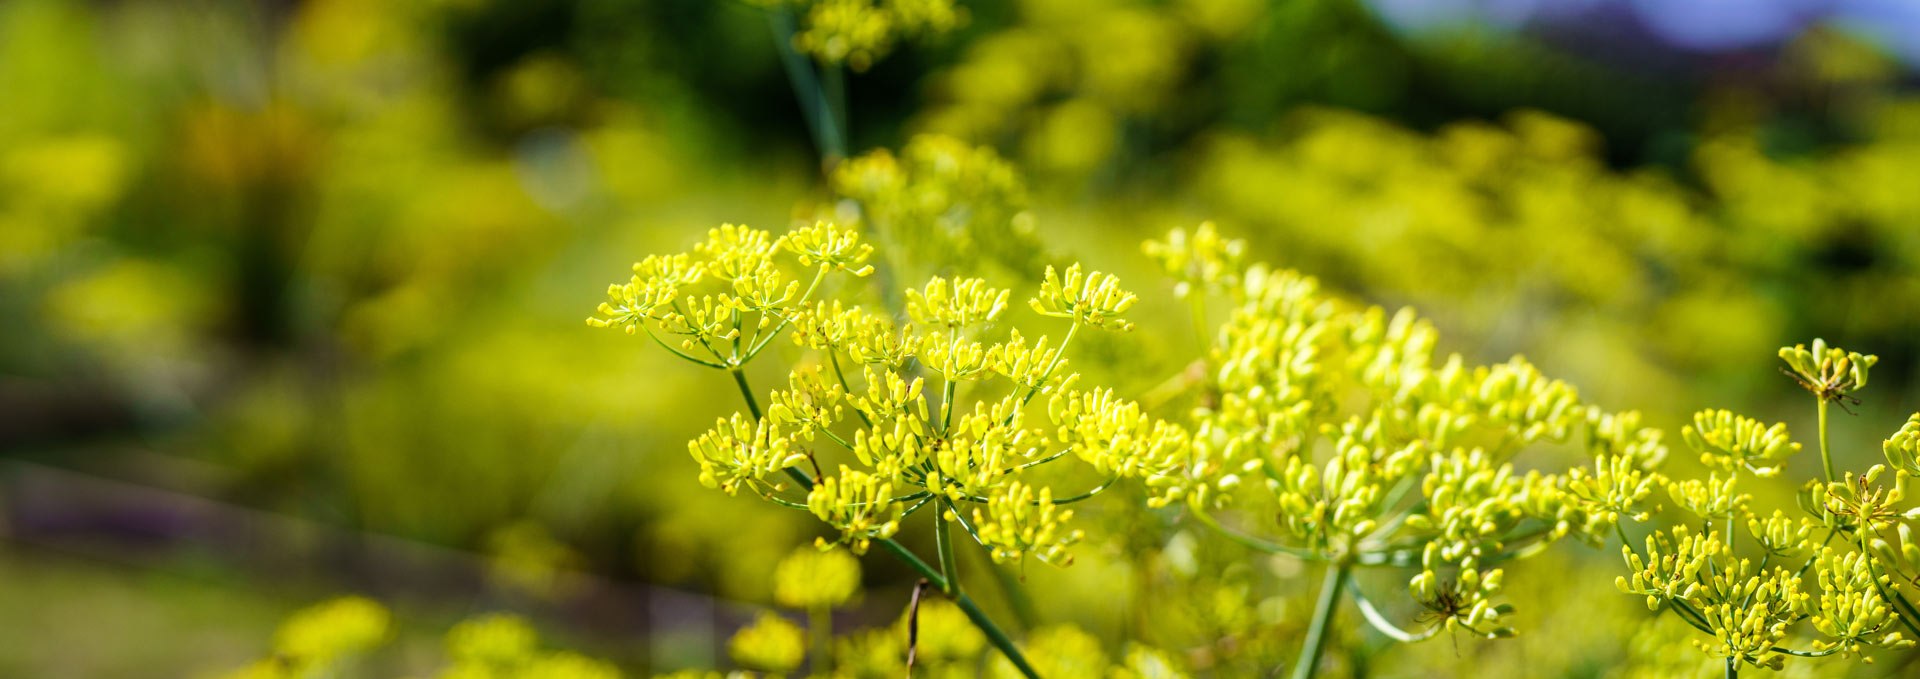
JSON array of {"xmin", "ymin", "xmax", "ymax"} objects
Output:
[{"xmin": 3, "ymin": 0, "xmax": 1919, "ymax": 676}]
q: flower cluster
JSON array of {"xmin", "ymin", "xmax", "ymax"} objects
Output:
[
  {"xmin": 829, "ymin": 135, "xmax": 1041, "ymax": 281},
  {"xmin": 593, "ymin": 222, "xmax": 1184, "ymax": 579},
  {"xmin": 1608, "ymin": 338, "xmax": 1920, "ymax": 671},
  {"xmin": 222, "ymin": 599, "xmax": 620, "ymax": 679},
  {"xmin": 1779, "ymin": 338, "xmax": 1876, "ymax": 403},
  {"xmin": 779, "ymin": 0, "xmax": 963, "ymax": 71},
  {"xmin": 587, "ymin": 221, "xmax": 872, "ymax": 370},
  {"xmin": 1138, "ymin": 225, "xmax": 1655, "ymax": 644},
  {"xmin": 774, "ymin": 545, "xmax": 863, "ymax": 609},
  {"xmin": 728, "ymin": 611, "xmax": 807, "ymax": 674},
  {"xmin": 718, "ymin": 538, "xmax": 1194, "ymax": 678}
]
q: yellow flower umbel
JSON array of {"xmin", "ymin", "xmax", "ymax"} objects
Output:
[
  {"xmin": 784, "ymin": 220, "xmax": 876, "ymax": 276},
  {"xmin": 1882, "ymin": 413, "xmax": 1920, "ymax": 476},
  {"xmin": 1685, "ymin": 409, "xmax": 1799, "ymax": 478},
  {"xmin": 1779, "ymin": 338, "xmax": 1876, "ymax": 403},
  {"xmin": 830, "ymin": 135, "xmax": 1038, "ymax": 281},
  {"xmin": 687, "ymin": 413, "xmax": 808, "ymax": 495},
  {"xmin": 587, "ymin": 221, "xmax": 873, "ymax": 370},
  {"xmin": 791, "ymin": 0, "xmax": 963, "ymax": 71},
  {"xmin": 641, "ymin": 252, "xmax": 1165, "ymax": 579},
  {"xmin": 228, "ymin": 596, "xmax": 391, "ymax": 679},
  {"xmin": 728, "ymin": 611, "xmax": 806, "ymax": 675},
  {"xmin": 972, "ymin": 481, "xmax": 1083, "ymax": 568},
  {"xmin": 1137, "ymin": 224, "xmax": 1692, "ymax": 672},
  {"xmin": 808, "ymin": 465, "xmax": 905, "ymax": 553},
  {"xmin": 908, "ymin": 275, "xmax": 1011, "ymax": 329},
  {"xmin": 1810, "ymin": 548, "xmax": 1913, "ymax": 657},
  {"xmin": 1030, "ymin": 264, "xmax": 1138, "ymax": 331},
  {"xmin": 225, "ymin": 601, "xmax": 622, "ymax": 679},
  {"xmin": 774, "ymin": 546, "xmax": 863, "ymax": 610},
  {"xmin": 1142, "ymin": 220, "xmax": 1244, "ymax": 299},
  {"xmin": 1600, "ymin": 338, "xmax": 1920, "ymax": 675}
]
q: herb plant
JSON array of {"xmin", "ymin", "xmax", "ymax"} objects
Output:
[{"xmin": 585, "ymin": 217, "xmax": 1191, "ymax": 676}]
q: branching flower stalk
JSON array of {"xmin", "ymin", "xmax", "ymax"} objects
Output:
[
  {"xmin": 590, "ymin": 222, "xmax": 1180, "ymax": 678},
  {"xmin": 1608, "ymin": 338, "xmax": 1920, "ymax": 676}
]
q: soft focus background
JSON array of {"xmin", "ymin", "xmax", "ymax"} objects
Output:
[{"xmin": 3, "ymin": 0, "xmax": 1919, "ymax": 676}]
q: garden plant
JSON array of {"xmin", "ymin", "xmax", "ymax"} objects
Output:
[{"xmin": 14, "ymin": 0, "xmax": 1920, "ymax": 678}]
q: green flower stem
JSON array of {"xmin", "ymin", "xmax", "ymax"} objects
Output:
[
  {"xmin": 730, "ymin": 308, "xmax": 744, "ymax": 361},
  {"xmin": 1887, "ymin": 589, "xmax": 1920, "ymax": 636},
  {"xmin": 1186, "ymin": 294, "xmax": 1209, "ymax": 350},
  {"xmin": 1015, "ymin": 450, "xmax": 1069, "ymax": 470},
  {"xmin": 810, "ymin": 604, "xmax": 833, "ymax": 675},
  {"xmin": 1188, "ymin": 504, "xmax": 1324, "ymax": 561},
  {"xmin": 950, "ymin": 504, "xmax": 985, "ymax": 544},
  {"xmin": 642, "ymin": 325, "xmax": 727, "ymax": 369},
  {"xmin": 936, "ymin": 499, "xmax": 962, "ymax": 596},
  {"xmin": 942, "ymin": 377, "xmax": 957, "ymax": 435},
  {"xmin": 1726, "ymin": 655, "xmax": 1737, "ymax": 679},
  {"xmin": 879, "ymin": 539, "xmax": 1042, "ymax": 679},
  {"xmin": 1818, "ymin": 398, "xmax": 1835, "ymax": 484},
  {"xmin": 822, "ymin": 61, "xmax": 848, "ymax": 157},
  {"xmin": 731, "ymin": 368, "xmax": 764, "ymax": 420},
  {"xmin": 1360, "ymin": 477, "xmax": 1420, "ymax": 540},
  {"xmin": 951, "ymin": 475, "xmax": 1116, "ymax": 506},
  {"xmin": 1669, "ymin": 600, "xmax": 1716, "ymax": 636},
  {"xmin": 1292, "ymin": 562, "xmax": 1351, "ymax": 679},
  {"xmin": 764, "ymin": 6, "xmax": 844, "ymax": 165},
  {"xmin": 730, "ymin": 369, "xmax": 1040, "ymax": 678},
  {"xmin": 1349, "ymin": 577, "xmax": 1436, "ymax": 643}
]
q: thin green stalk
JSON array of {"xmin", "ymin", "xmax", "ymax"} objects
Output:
[
  {"xmin": 936, "ymin": 499, "xmax": 962, "ymax": 596},
  {"xmin": 641, "ymin": 325, "xmax": 728, "ymax": 369},
  {"xmin": 730, "ymin": 368, "xmax": 763, "ymax": 420},
  {"xmin": 988, "ymin": 548, "xmax": 1039, "ymax": 630},
  {"xmin": 1189, "ymin": 504, "xmax": 1324, "ymax": 561},
  {"xmin": 822, "ymin": 61, "xmax": 848, "ymax": 157},
  {"xmin": 1726, "ymin": 655, "xmax": 1737, "ymax": 679},
  {"xmin": 1669, "ymin": 600, "xmax": 1717, "ymax": 636},
  {"xmin": 1818, "ymin": 398, "xmax": 1835, "ymax": 484},
  {"xmin": 1293, "ymin": 563, "xmax": 1351, "ymax": 679},
  {"xmin": 942, "ymin": 377, "xmax": 957, "ymax": 435},
  {"xmin": 810, "ymin": 605, "xmax": 832, "ymax": 674},
  {"xmin": 1186, "ymin": 294, "xmax": 1209, "ymax": 350},
  {"xmin": 764, "ymin": 6, "xmax": 844, "ymax": 164},
  {"xmin": 1349, "ymin": 577, "xmax": 1436, "ymax": 643},
  {"xmin": 878, "ymin": 539, "xmax": 1040, "ymax": 679}
]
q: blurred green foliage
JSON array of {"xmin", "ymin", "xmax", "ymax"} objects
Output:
[{"xmin": 4, "ymin": 0, "xmax": 1919, "ymax": 676}]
